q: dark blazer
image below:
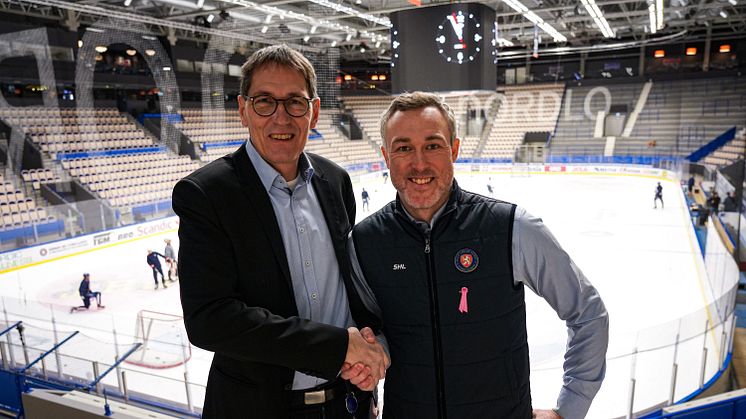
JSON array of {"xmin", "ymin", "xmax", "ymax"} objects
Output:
[{"xmin": 172, "ymin": 143, "xmax": 378, "ymax": 418}]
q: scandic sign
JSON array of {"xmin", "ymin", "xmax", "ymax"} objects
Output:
[{"xmin": 0, "ymin": 217, "xmax": 180, "ymax": 274}]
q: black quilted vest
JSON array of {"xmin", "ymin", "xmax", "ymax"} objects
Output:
[{"xmin": 353, "ymin": 182, "xmax": 532, "ymax": 419}]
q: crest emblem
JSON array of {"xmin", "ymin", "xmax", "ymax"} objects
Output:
[{"xmin": 454, "ymin": 248, "xmax": 479, "ymax": 273}]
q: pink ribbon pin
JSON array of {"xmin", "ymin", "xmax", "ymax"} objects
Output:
[{"xmin": 458, "ymin": 287, "xmax": 469, "ymax": 313}]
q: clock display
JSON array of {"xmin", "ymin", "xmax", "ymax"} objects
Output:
[{"xmin": 435, "ymin": 10, "xmax": 483, "ymax": 64}]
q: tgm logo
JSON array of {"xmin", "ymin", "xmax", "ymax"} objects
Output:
[
  {"xmin": 393, "ymin": 264, "xmax": 407, "ymax": 271},
  {"xmin": 93, "ymin": 233, "xmax": 111, "ymax": 246}
]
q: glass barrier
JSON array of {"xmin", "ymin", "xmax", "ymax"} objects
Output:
[{"xmin": 0, "ymin": 295, "xmax": 205, "ymax": 415}]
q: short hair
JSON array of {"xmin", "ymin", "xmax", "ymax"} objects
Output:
[
  {"xmin": 379, "ymin": 91, "xmax": 457, "ymax": 148},
  {"xmin": 239, "ymin": 44, "xmax": 317, "ymax": 99}
]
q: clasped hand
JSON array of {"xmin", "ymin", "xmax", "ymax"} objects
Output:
[{"xmin": 341, "ymin": 326, "xmax": 389, "ymax": 391}]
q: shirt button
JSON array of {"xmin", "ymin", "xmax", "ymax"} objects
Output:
[
  {"xmin": 299, "ymin": 227, "xmax": 305, "ymax": 233},
  {"xmin": 305, "ymin": 260, "xmax": 311, "ymax": 266},
  {"xmin": 311, "ymin": 293, "xmax": 317, "ymax": 299}
]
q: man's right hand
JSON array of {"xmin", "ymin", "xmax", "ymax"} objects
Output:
[{"xmin": 342, "ymin": 327, "xmax": 389, "ymax": 391}]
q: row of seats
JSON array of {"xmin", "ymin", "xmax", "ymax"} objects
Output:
[
  {"xmin": 21, "ymin": 169, "xmax": 60, "ymax": 190},
  {"xmin": 1, "ymin": 209, "xmax": 54, "ymax": 231},
  {"xmin": 1, "ymin": 199, "xmax": 37, "ymax": 215},
  {"xmin": 0, "ymin": 107, "xmax": 118, "ymax": 118},
  {"xmin": 25, "ymin": 123, "xmax": 136, "ymax": 134},
  {"xmin": 482, "ymin": 83, "xmax": 565, "ymax": 159}
]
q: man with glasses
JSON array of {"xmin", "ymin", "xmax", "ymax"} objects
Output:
[{"xmin": 173, "ymin": 45, "xmax": 388, "ymax": 418}]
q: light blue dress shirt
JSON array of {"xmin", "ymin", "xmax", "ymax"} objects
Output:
[{"xmin": 246, "ymin": 140, "xmax": 354, "ymax": 390}]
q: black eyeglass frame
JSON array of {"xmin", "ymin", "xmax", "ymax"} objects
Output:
[{"xmin": 242, "ymin": 94, "xmax": 315, "ymax": 117}]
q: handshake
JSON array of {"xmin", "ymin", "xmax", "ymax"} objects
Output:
[{"xmin": 342, "ymin": 326, "xmax": 390, "ymax": 391}]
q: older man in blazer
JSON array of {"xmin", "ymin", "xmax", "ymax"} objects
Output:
[{"xmin": 173, "ymin": 45, "xmax": 388, "ymax": 418}]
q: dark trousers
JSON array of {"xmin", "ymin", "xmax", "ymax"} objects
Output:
[
  {"xmin": 151, "ymin": 266, "xmax": 165, "ymax": 285},
  {"xmin": 82, "ymin": 292, "xmax": 102, "ymax": 308}
]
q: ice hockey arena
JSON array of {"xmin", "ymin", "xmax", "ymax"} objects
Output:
[{"xmin": 0, "ymin": 0, "xmax": 744, "ymax": 418}]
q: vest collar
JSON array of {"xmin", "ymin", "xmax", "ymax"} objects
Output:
[{"xmin": 394, "ymin": 180, "xmax": 462, "ymax": 233}]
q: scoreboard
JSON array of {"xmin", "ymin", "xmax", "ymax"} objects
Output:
[{"xmin": 390, "ymin": 3, "xmax": 497, "ymax": 93}]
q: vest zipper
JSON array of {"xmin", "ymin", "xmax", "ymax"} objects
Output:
[{"xmin": 424, "ymin": 234, "xmax": 447, "ymax": 419}]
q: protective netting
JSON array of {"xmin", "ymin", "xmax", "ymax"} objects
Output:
[
  {"xmin": 0, "ymin": 28, "xmax": 59, "ymax": 172},
  {"xmin": 75, "ymin": 21, "xmax": 182, "ymax": 153},
  {"xmin": 307, "ymin": 48, "xmax": 340, "ymax": 109}
]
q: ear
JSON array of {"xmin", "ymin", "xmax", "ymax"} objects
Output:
[
  {"xmin": 238, "ymin": 95, "xmax": 250, "ymax": 127},
  {"xmin": 451, "ymin": 138, "xmax": 460, "ymax": 162},
  {"xmin": 380, "ymin": 144, "xmax": 391, "ymax": 168},
  {"xmin": 309, "ymin": 98, "xmax": 320, "ymax": 129}
]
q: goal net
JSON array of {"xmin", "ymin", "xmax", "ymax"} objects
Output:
[{"xmin": 124, "ymin": 310, "xmax": 192, "ymax": 369}]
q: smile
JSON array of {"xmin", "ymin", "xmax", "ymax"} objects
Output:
[
  {"xmin": 269, "ymin": 134, "xmax": 293, "ymax": 140},
  {"xmin": 411, "ymin": 177, "xmax": 434, "ymax": 185}
]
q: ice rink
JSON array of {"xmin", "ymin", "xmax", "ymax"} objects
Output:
[{"xmin": 0, "ymin": 167, "xmax": 724, "ymax": 418}]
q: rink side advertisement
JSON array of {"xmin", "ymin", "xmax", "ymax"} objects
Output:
[{"xmin": 0, "ymin": 217, "xmax": 179, "ymax": 273}]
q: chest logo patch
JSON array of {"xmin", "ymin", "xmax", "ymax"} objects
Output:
[{"xmin": 454, "ymin": 248, "xmax": 479, "ymax": 273}]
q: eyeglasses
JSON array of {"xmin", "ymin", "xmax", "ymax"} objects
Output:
[{"xmin": 244, "ymin": 94, "xmax": 313, "ymax": 117}]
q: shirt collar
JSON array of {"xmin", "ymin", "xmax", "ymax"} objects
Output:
[
  {"xmin": 245, "ymin": 139, "xmax": 314, "ymax": 193},
  {"xmin": 400, "ymin": 197, "xmax": 448, "ymax": 233},
  {"xmin": 398, "ymin": 180, "xmax": 459, "ymax": 233}
]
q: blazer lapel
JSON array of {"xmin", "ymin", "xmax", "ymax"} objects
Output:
[{"xmin": 232, "ymin": 144, "xmax": 293, "ymax": 290}]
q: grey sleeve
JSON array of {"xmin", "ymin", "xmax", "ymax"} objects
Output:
[
  {"xmin": 512, "ymin": 207, "xmax": 609, "ymax": 419},
  {"xmin": 347, "ymin": 234, "xmax": 391, "ymax": 359}
]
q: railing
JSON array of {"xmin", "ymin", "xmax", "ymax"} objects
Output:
[{"xmin": 0, "ymin": 296, "xmax": 205, "ymax": 417}]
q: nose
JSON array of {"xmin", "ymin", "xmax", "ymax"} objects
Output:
[
  {"xmin": 272, "ymin": 102, "xmax": 293, "ymax": 123},
  {"xmin": 410, "ymin": 149, "xmax": 428, "ymax": 171}
]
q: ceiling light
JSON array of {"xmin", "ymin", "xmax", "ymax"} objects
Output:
[
  {"xmin": 379, "ymin": 74, "xmax": 386, "ymax": 80},
  {"xmin": 649, "ymin": 3, "xmax": 657, "ymax": 34},
  {"xmin": 95, "ymin": 45, "xmax": 108, "ymax": 53},
  {"xmin": 126, "ymin": 49, "xmax": 137, "ymax": 56},
  {"xmin": 145, "ymin": 49, "xmax": 156, "ymax": 56},
  {"xmin": 579, "ymin": 0, "xmax": 614, "ymax": 37},
  {"xmin": 303, "ymin": 35, "xmax": 310, "ymax": 42},
  {"xmin": 686, "ymin": 47, "xmax": 696, "ymax": 56},
  {"xmin": 265, "ymin": 15, "xmax": 273, "ymax": 23},
  {"xmin": 371, "ymin": 75, "xmax": 379, "ymax": 80},
  {"xmin": 261, "ymin": 26, "xmax": 268, "ymax": 33},
  {"xmin": 360, "ymin": 47, "xmax": 365, "ymax": 53},
  {"xmin": 344, "ymin": 74, "xmax": 352, "ymax": 81},
  {"xmin": 196, "ymin": 0, "xmax": 204, "ymax": 7},
  {"xmin": 77, "ymin": 40, "xmax": 83, "ymax": 48},
  {"xmin": 346, "ymin": 33, "xmax": 352, "ymax": 41},
  {"xmin": 206, "ymin": 14, "xmax": 215, "ymax": 23},
  {"xmin": 720, "ymin": 44, "xmax": 731, "ymax": 53},
  {"xmin": 123, "ymin": 0, "xmax": 132, "ymax": 6},
  {"xmin": 502, "ymin": 0, "xmax": 567, "ymax": 42},
  {"xmin": 331, "ymin": 40, "xmax": 337, "ymax": 47},
  {"xmin": 728, "ymin": 0, "xmax": 737, "ymax": 4},
  {"xmin": 654, "ymin": 49, "xmax": 665, "ymax": 58},
  {"xmin": 141, "ymin": 35, "xmax": 157, "ymax": 40},
  {"xmin": 86, "ymin": 27, "xmax": 105, "ymax": 33},
  {"xmin": 310, "ymin": 25, "xmax": 318, "ymax": 34},
  {"xmin": 375, "ymin": 41, "xmax": 381, "ymax": 48},
  {"xmin": 719, "ymin": 9, "xmax": 728, "ymax": 18},
  {"xmin": 656, "ymin": 0, "xmax": 664, "ymax": 29},
  {"xmin": 304, "ymin": 0, "xmax": 391, "ymax": 27},
  {"xmin": 163, "ymin": 66, "xmax": 171, "ymax": 71}
]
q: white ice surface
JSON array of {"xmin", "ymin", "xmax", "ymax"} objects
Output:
[{"xmin": 0, "ymin": 169, "xmax": 720, "ymax": 418}]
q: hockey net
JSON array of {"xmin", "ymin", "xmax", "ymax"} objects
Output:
[{"xmin": 124, "ymin": 310, "xmax": 192, "ymax": 369}]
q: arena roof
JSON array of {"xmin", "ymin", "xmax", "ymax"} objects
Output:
[{"xmin": 3, "ymin": 0, "xmax": 745, "ymax": 62}]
